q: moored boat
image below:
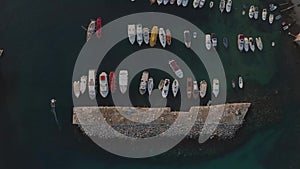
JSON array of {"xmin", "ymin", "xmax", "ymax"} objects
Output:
[
  {"xmin": 209, "ymin": 1, "xmax": 214, "ymax": 8},
  {"xmin": 184, "ymin": 30, "xmax": 191, "ymax": 48},
  {"xmin": 231, "ymin": 80, "xmax": 236, "ymax": 89},
  {"xmin": 193, "ymin": 81, "xmax": 199, "ymax": 99},
  {"xmin": 158, "ymin": 79, "xmax": 165, "ymax": 91},
  {"xmin": 159, "ymin": 28, "xmax": 167, "ymax": 48},
  {"xmin": 166, "ymin": 29, "xmax": 172, "ymax": 46},
  {"xmin": 109, "ymin": 71, "xmax": 116, "ymax": 93},
  {"xmin": 86, "ymin": 20, "xmax": 96, "ymax": 41},
  {"xmin": 249, "ymin": 37, "xmax": 255, "ymax": 52},
  {"xmin": 80, "ymin": 75, "xmax": 87, "ymax": 94},
  {"xmin": 225, "ymin": 0, "xmax": 232, "ymax": 13},
  {"xmin": 211, "ymin": 33, "xmax": 217, "ymax": 48},
  {"xmin": 244, "ymin": 37, "xmax": 249, "ymax": 52},
  {"xmin": 143, "ymin": 27, "xmax": 150, "ymax": 44},
  {"xmin": 193, "ymin": 0, "xmax": 200, "ymax": 8},
  {"xmin": 170, "ymin": 0, "xmax": 176, "ymax": 4},
  {"xmin": 199, "ymin": 0, "xmax": 205, "ymax": 8},
  {"xmin": 163, "ymin": 0, "xmax": 169, "ymax": 5},
  {"xmin": 169, "ymin": 59, "xmax": 184, "ymax": 78},
  {"xmin": 262, "ymin": 8, "xmax": 267, "ymax": 21},
  {"xmin": 269, "ymin": 14, "xmax": 274, "ymax": 24},
  {"xmin": 177, "ymin": 0, "xmax": 183, "ymax": 6},
  {"xmin": 254, "ymin": 6, "xmax": 259, "ymax": 20},
  {"xmin": 150, "ymin": 26, "xmax": 159, "ymax": 47},
  {"xmin": 96, "ymin": 17, "xmax": 102, "ymax": 38},
  {"xmin": 73, "ymin": 81, "xmax": 80, "ymax": 98},
  {"xmin": 212, "ymin": 78, "xmax": 219, "ymax": 98},
  {"xmin": 136, "ymin": 24, "xmax": 143, "ymax": 46},
  {"xmin": 223, "ymin": 37, "xmax": 228, "ymax": 48},
  {"xmin": 88, "ymin": 69, "xmax": 96, "ymax": 100},
  {"xmin": 237, "ymin": 34, "xmax": 244, "ymax": 52},
  {"xmin": 99, "ymin": 72, "xmax": 109, "ymax": 98},
  {"xmin": 128, "ymin": 24, "xmax": 136, "ymax": 45},
  {"xmin": 182, "ymin": 0, "xmax": 189, "ymax": 7},
  {"xmin": 139, "ymin": 71, "xmax": 149, "ymax": 95},
  {"xmin": 249, "ymin": 5, "xmax": 255, "ymax": 19},
  {"xmin": 255, "ymin": 37, "xmax": 263, "ymax": 51},
  {"xmin": 150, "ymin": 0, "xmax": 157, "ymax": 4},
  {"xmin": 219, "ymin": 0, "xmax": 225, "ymax": 13},
  {"xmin": 119, "ymin": 70, "xmax": 128, "ymax": 94},
  {"xmin": 172, "ymin": 79, "xmax": 179, "ymax": 97},
  {"xmin": 238, "ymin": 75, "xmax": 243, "ymax": 89},
  {"xmin": 205, "ymin": 34, "xmax": 211, "ymax": 50},
  {"xmin": 187, "ymin": 77, "xmax": 193, "ymax": 99},
  {"xmin": 199, "ymin": 80, "xmax": 207, "ymax": 98},
  {"xmin": 157, "ymin": 0, "xmax": 163, "ymax": 5},
  {"xmin": 269, "ymin": 3, "xmax": 277, "ymax": 12},
  {"xmin": 148, "ymin": 77, "xmax": 154, "ymax": 95},
  {"xmin": 162, "ymin": 79, "xmax": 170, "ymax": 98}
]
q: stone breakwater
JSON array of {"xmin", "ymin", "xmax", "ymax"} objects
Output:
[{"xmin": 73, "ymin": 103, "xmax": 251, "ymax": 140}]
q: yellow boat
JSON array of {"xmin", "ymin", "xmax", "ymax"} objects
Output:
[{"xmin": 150, "ymin": 26, "xmax": 158, "ymax": 47}]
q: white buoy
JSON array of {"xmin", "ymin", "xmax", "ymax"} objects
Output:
[{"xmin": 271, "ymin": 41, "xmax": 275, "ymax": 47}]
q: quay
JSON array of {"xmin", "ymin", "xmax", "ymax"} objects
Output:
[{"xmin": 73, "ymin": 103, "xmax": 251, "ymax": 140}]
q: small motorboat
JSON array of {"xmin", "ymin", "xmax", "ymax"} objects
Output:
[
  {"xmin": 269, "ymin": 14, "xmax": 274, "ymax": 24},
  {"xmin": 212, "ymin": 78, "xmax": 219, "ymax": 98},
  {"xmin": 255, "ymin": 37, "xmax": 263, "ymax": 51},
  {"xmin": 199, "ymin": 0, "xmax": 205, "ymax": 8},
  {"xmin": 219, "ymin": 0, "xmax": 225, "ymax": 13},
  {"xmin": 262, "ymin": 8, "xmax": 267, "ymax": 21},
  {"xmin": 166, "ymin": 29, "xmax": 172, "ymax": 46},
  {"xmin": 148, "ymin": 77, "xmax": 154, "ymax": 95},
  {"xmin": 192, "ymin": 81, "xmax": 199, "ymax": 99},
  {"xmin": 162, "ymin": 79, "xmax": 170, "ymax": 98},
  {"xmin": 244, "ymin": 37, "xmax": 249, "ymax": 52},
  {"xmin": 205, "ymin": 34, "xmax": 211, "ymax": 50},
  {"xmin": 182, "ymin": 0, "xmax": 189, "ymax": 7},
  {"xmin": 187, "ymin": 77, "xmax": 193, "ymax": 99},
  {"xmin": 163, "ymin": 0, "xmax": 169, "ymax": 5},
  {"xmin": 199, "ymin": 80, "xmax": 207, "ymax": 98},
  {"xmin": 231, "ymin": 80, "xmax": 236, "ymax": 89},
  {"xmin": 223, "ymin": 37, "xmax": 228, "ymax": 48},
  {"xmin": 172, "ymin": 79, "xmax": 179, "ymax": 97},
  {"xmin": 99, "ymin": 72, "xmax": 109, "ymax": 98},
  {"xmin": 211, "ymin": 33, "xmax": 217, "ymax": 48},
  {"xmin": 177, "ymin": 0, "xmax": 183, "ymax": 6},
  {"xmin": 269, "ymin": 3, "xmax": 277, "ymax": 12},
  {"xmin": 225, "ymin": 0, "xmax": 232, "ymax": 13},
  {"xmin": 73, "ymin": 81, "xmax": 80, "ymax": 98},
  {"xmin": 237, "ymin": 34, "xmax": 244, "ymax": 52},
  {"xmin": 157, "ymin": 0, "xmax": 163, "ymax": 5},
  {"xmin": 80, "ymin": 75, "xmax": 87, "ymax": 94},
  {"xmin": 158, "ymin": 79, "xmax": 165, "ymax": 91},
  {"xmin": 254, "ymin": 6, "xmax": 259, "ymax": 20},
  {"xmin": 249, "ymin": 5, "xmax": 255, "ymax": 19},
  {"xmin": 193, "ymin": 0, "xmax": 200, "ymax": 8},
  {"xmin": 209, "ymin": 1, "xmax": 214, "ymax": 8},
  {"xmin": 249, "ymin": 37, "xmax": 255, "ymax": 52},
  {"xmin": 238, "ymin": 75, "xmax": 243, "ymax": 89},
  {"xmin": 275, "ymin": 14, "xmax": 282, "ymax": 21}
]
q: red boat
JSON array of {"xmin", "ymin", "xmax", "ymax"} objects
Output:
[
  {"xmin": 109, "ymin": 71, "xmax": 116, "ymax": 93},
  {"xmin": 96, "ymin": 17, "xmax": 102, "ymax": 38}
]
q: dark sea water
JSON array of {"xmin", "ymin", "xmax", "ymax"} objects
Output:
[{"xmin": 1, "ymin": 0, "xmax": 300, "ymax": 168}]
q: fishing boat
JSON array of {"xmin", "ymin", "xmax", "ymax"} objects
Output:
[
  {"xmin": 231, "ymin": 80, "xmax": 236, "ymax": 89},
  {"xmin": 193, "ymin": 81, "xmax": 199, "ymax": 99},
  {"xmin": 269, "ymin": 3, "xmax": 277, "ymax": 11},
  {"xmin": 184, "ymin": 30, "xmax": 191, "ymax": 48},
  {"xmin": 162, "ymin": 79, "xmax": 170, "ymax": 98},
  {"xmin": 249, "ymin": 37, "xmax": 255, "ymax": 52},
  {"xmin": 170, "ymin": 0, "xmax": 176, "ymax": 4},
  {"xmin": 182, "ymin": 0, "xmax": 189, "ymax": 7},
  {"xmin": 212, "ymin": 78, "xmax": 219, "ymax": 98},
  {"xmin": 109, "ymin": 71, "xmax": 116, "ymax": 93},
  {"xmin": 269, "ymin": 14, "xmax": 274, "ymax": 24},
  {"xmin": 244, "ymin": 37, "xmax": 249, "ymax": 52},
  {"xmin": 237, "ymin": 34, "xmax": 244, "ymax": 52},
  {"xmin": 150, "ymin": 26, "xmax": 158, "ymax": 47},
  {"xmin": 219, "ymin": 0, "xmax": 225, "ymax": 13},
  {"xmin": 158, "ymin": 79, "xmax": 165, "ymax": 91},
  {"xmin": 199, "ymin": 0, "xmax": 205, "ymax": 8},
  {"xmin": 150, "ymin": 0, "xmax": 157, "ymax": 4},
  {"xmin": 73, "ymin": 81, "xmax": 80, "ymax": 98},
  {"xmin": 193, "ymin": 0, "xmax": 200, "ymax": 8},
  {"xmin": 157, "ymin": 0, "xmax": 163, "ymax": 5},
  {"xmin": 209, "ymin": 1, "xmax": 214, "ymax": 8},
  {"xmin": 163, "ymin": 0, "xmax": 169, "ymax": 5},
  {"xmin": 225, "ymin": 0, "xmax": 232, "ymax": 13},
  {"xmin": 255, "ymin": 37, "xmax": 263, "ymax": 51},
  {"xmin": 159, "ymin": 28, "xmax": 167, "ymax": 48},
  {"xmin": 211, "ymin": 33, "xmax": 217, "ymax": 48},
  {"xmin": 205, "ymin": 34, "xmax": 211, "ymax": 50},
  {"xmin": 169, "ymin": 59, "xmax": 184, "ymax": 78},
  {"xmin": 96, "ymin": 17, "xmax": 102, "ymax": 38},
  {"xmin": 166, "ymin": 29, "xmax": 172, "ymax": 46},
  {"xmin": 139, "ymin": 71, "xmax": 149, "ymax": 95},
  {"xmin": 119, "ymin": 70, "xmax": 128, "ymax": 94},
  {"xmin": 128, "ymin": 24, "xmax": 136, "ymax": 45},
  {"xmin": 99, "ymin": 72, "xmax": 109, "ymax": 98},
  {"xmin": 187, "ymin": 77, "xmax": 193, "ymax": 99},
  {"xmin": 262, "ymin": 8, "xmax": 267, "ymax": 21},
  {"xmin": 80, "ymin": 75, "xmax": 87, "ymax": 94},
  {"xmin": 148, "ymin": 77, "xmax": 154, "ymax": 95},
  {"xmin": 88, "ymin": 69, "xmax": 96, "ymax": 100},
  {"xmin": 199, "ymin": 80, "xmax": 207, "ymax": 98},
  {"xmin": 238, "ymin": 75, "xmax": 243, "ymax": 89},
  {"xmin": 143, "ymin": 27, "xmax": 150, "ymax": 44},
  {"xmin": 172, "ymin": 79, "xmax": 179, "ymax": 97},
  {"xmin": 86, "ymin": 20, "xmax": 96, "ymax": 41},
  {"xmin": 249, "ymin": 5, "xmax": 255, "ymax": 19},
  {"xmin": 254, "ymin": 6, "xmax": 259, "ymax": 20},
  {"xmin": 223, "ymin": 37, "xmax": 228, "ymax": 48},
  {"xmin": 136, "ymin": 24, "xmax": 143, "ymax": 46},
  {"xmin": 177, "ymin": 0, "xmax": 183, "ymax": 6}
]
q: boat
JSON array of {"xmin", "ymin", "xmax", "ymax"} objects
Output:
[
  {"xmin": 96, "ymin": 17, "xmax": 102, "ymax": 38},
  {"xmin": 254, "ymin": 6, "xmax": 259, "ymax": 20},
  {"xmin": 169, "ymin": 59, "xmax": 184, "ymax": 78},
  {"xmin": 159, "ymin": 28, "xmax": 167, "ymax": 48},
  {"xmin": 163, "ymin": 0, "xmax": 169, "ymax": 5},
  {"xmin": 269, "ymin": 14, "xmax": 274, "ymax": 24},
  {"xmin": 150, "ymin": 0, "xmax": 157, "ymax": 4},
  {"xmin": 231, "ymin": 80, "xmax": 236, "ymax": 89},
  {"xmin": 86, "ymin": 20, "xmax": 96, "ymax": 41},
  {"xmin": 187, "ymin": 77, "xmax": 193, "ymax": 99},
  {"xmin": 225, "ymin": 0, "xmax": 232, "ymax": 13},
  {"xmin": 177, "ymin": 0, "xmax": 183, "ymax": 6},
  {"xmin": 193, "ymin": 0, "xmax": 200, "ymax": 8},
  {"xmin": 73, "ymin": 81, "xmax": 80, "ymax": 98},
  {"xmin": 211, "ymin": 33, "xmax": 217, "ymax": 48},
  {"xmin": 170, "ymin": 0, "xmax": 176, "ymax": 4},
  {"xmin": 109, "ymin": 71, "xmax": 116, "ymax": 93},
  {"xmin": 128, "ymin": 24, "xmax": 136, "ymax": 45},
  {"xmin": 172, "ymin": 79, "xmax": 179, "ymax": 97},
  {"xmin": 157, "ymin": 0, "xmax": 163, "ymax": 5},
  {"xmin": 139, "ymin": 71, "xmax": 149, "ymax": 95},
  {"xmin": 255, "ymin": 37, "xmax": 263, "ymax": 51},
  {"xmin": 99, "ymin": 72, "xmax": 109, "ymax": 98},
  {"xmin": 136, "ymin": 24, "xmax": 143, "ymax": 46},
  {"xmin": 148, "ymin": 77, "xmax": 154, "ymax": 95},
  {"xmin": 209, "ymin": 1, "xmax": 214, "ymax": 8},
  {"xmin": 212, "ymin": 78, "xmax": 219, "ymax": 98},
  {"xmin": 269, "ymin": 3, "xmax": 277, "ymax": 12},
  {"xmin": 80, "ymin": 75, "xmax": 87, "ymax": 94},
  {"xmin": 238, "ymin": 75, "xmax": 243, "ymax": 89},
  {"xmin": 205, "ymin": 34, "xmax": 211, "ymax": 50},
  {"xmin": 193, "ymin": 32, "xmax": 197, "ymax": 38},
  {"xmin": 199, "ymin": 80, "xmax": 207, "ymax": 98},
  {"xmin": 199, "ymin": 0, "xmax": 205, "ymax": 8},
  {"xmin": 249, "ymin": 37, "xmax": 255, "ymax": 52},
  {"xmin": 223, "ymin": 37, "xmax": 228, "ymax": 48},
  {"xmin": 219, "ymin": 0, "xmax": 225, "ymax": 13},
  {"xmin": 119, "ymin": 70, "xmax": 128, "ymax": 94},
  {"xmin": 184, "ymin": 30, "xmax": 191, "ymax": 48},
  {"xmin": 262, "ymin": 8, "xmax": 267, "ymax": 21},
  {"xmin": 166, "ymin": 29, "xmax": 172, "ymax": 46},
  {"xmin": 237, "ymin": 34, "xmax": 244, "ymax": 52},
  {"xmin": 88, "ymin": 70, "xmax": 96, "ymax": 100},
  {"xmin": 162, "ymin": 79, "xmax": 170, "ymax": 98},
  {"xmin": 158, "ymin": 79, "xmax": 165, "ymax": 91},
  {"xmin": 244, "ymin": 37, "xmax": 249, "ymax": 52},
  {"xmin": 249, "ymin": 5, "xmax": 255, "ymax": 19},
  {"xmin": 282, "ymin": 21, "xmax": 291, "ymax": 31},
  {"xmin": 192, "ymin": 81, "xmax": 199, "ymax": 99},
  {"xmin": 275, "ymin": 14, "xmax": 282, "ymax": 21},
  {"xmin": 182, "ymin": 0, "xmax": 189, "ymax": 7},
  {"xmin": 0, "ymin": 49, "xmax": 3, "ymax": 57},
  {"xmin": 143, "ymin": 27, "xmax": 150, "ymax": 44},
  {"xmin": 150, "ymin": 26, "xmax": 159, "ymax": 47}
]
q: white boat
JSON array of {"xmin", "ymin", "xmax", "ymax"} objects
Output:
[
  {"xmin": 143, "ymin": 27, "xmax": 150, "ymax": 44},
  {"xmin": 211, "ymin": 33, "xmax": 217, "ymax": 48},
  {"xmin": 159, "ymin": 28, "xmax": 167, "ymax": 48},
  {"xmin": 166, "ymin": 29, "xmax": 172, "ymax": 46},
  {"xmin": 119, "ymin": 70, "xmax": 128, "ymax": 94},
  {"xmin": 187, "ymin": 77, "xmax": 193, "ymax": 99},
  {"xmin": 177, "ymin": 0, "xmax": 183, "ymax": 6},
  {"xmin": 193, "ymin": 0, "xmax": 200, "ymax": 8},
  {"xmin": 254, "ymin": 6, "xmax": 259, "ymax": 20},
  {"xmin": 86, "ymin": 20, "xmax": 96, "ymax": 41},
  {"xmin": 219, "ymin": 0, "xmax": 225, "ymax": 13},
  {"xmin": 73, "ymin": 81, "xmax": 80, "ymax": 98},
  {"xmin": 225, "ymin": 0, "xmax": 232, "ymax": 13},
  {"xmin": 262, "ymin": 8, "xmax": 267, "ymax": 21},
  {"xmin": 157, "ymin": 0, "xmax": 163, "ymax": 5},
  {"xmin": 237, "ymin": 34, "xmax": 244, "ymax": 52},
  {"xmin": 172, "ymin": 79, "xmax": 179, "ymax": 97},
  {"xmin": 184, "ymin": 30, "xmax": 191, "ymax": 48},
  {"xmin": 99, "ymin": 72, "xmax": 109, "ymax": 98},
  {"xmin": 148, "ymin": 77, "xmax": 154, "ymax": 95},
  {"xmin": 80, "ymin": 75, "xmax": 87, "ymax": 94},
  {"xmin": 269, "ymin": 14, "xmax": 274, "ymax": 24},
  {"xmin": 205, "ymin": 34, "xmax": 211, "ymax": 50},
  {"xmin": 249, "ymin": 37, "xmax": 255, "ymax": 52},
  {"xmin": 209, "ymin": 1, "xmax": 214, "ymax": 8},
  {"xmin": 193, "ymin": 32, "xmax": 197, "ymax": 38},
  {"xmin": 139, "ymin": 71, "xmax": 149, "ymax": 95},
  {"xmin": 238, "ymin": 75, "xmax": 243, "ymax": 89},
  {"xmin": 244, "ymin": 37, "xmax": 249, "ymax": 52},
  {"xmin": 162, "ymin": 79, "xmax": 170, "ymax": 98},
  {"xmin": 249, "ymin": 5, "xmax": 255, "ymax": 19},
  {"xmin": 192, "ymin": 81, "xmax": 199, "ymax": 99},
  {"xmin": 170, "ymin": 0, "xmax": 176, "ymax": 4},
  {"xmin": 182, "ymin": 0, "xmax": 189, "ymax": 7},
  {"xmin": 199, "ymin": 0, "xmax": 205, "ymax": 8},
  {"xmin": 88, "ymin": 70, "xmax": 96, "ymax": 100},
  {"xmin": 212, "ymin": 78, "xmax": 219, "ymax": 98},
  {"xmin": 163, "ymin": 0, "xmax": 169, "ymax": 5},
  {"xmin": 269, "ymin": 4, "xmax": 277, "ymax": 12},
  {"xmin": 256, "ymin": 37, "xmax": 263, "ymax": 51},
  {"xmin": 169, "ymin": 59, "xmax": 184, "ymax": 78},
  {"xmin": 128, "ymin": 24, "xmax": 136, "ymax": 45},
  {"xmin": 136, "ymin": 24, "xmax": 143, "ymax": 46},
  {"xmin": 199, "ymin": 80, "xmax": 207, "ymax": 98}
]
